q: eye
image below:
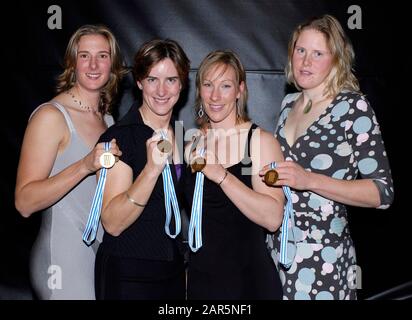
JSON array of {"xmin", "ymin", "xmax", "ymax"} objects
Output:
[
  {"xmin": 313, "ymin": 51, "xmax": 323, "ymax": 58},
  {"xmin": 146, "ymin": 77, "xmax": 156, "ymax": 83},
  {"xmin": 295, "ymin": 47, "xmax": 305, "ymax": 55},
  {"xmin": 99, "ymin": 53, "xmax": 110, "ymax": 59},
  {"xmin": 222, "ymin": 84, "xmax": 232, "ymax": 89},
  {"xmin": 167, "ymin": 77, "xmax": 178, "ymax": 84},
  {"xmin": 202, "ymin": 82, "xmax": 211, "ymax": 87},
  {"xmin": 79, "ymin": 53, "xmax": 89, "ymax": 59}
]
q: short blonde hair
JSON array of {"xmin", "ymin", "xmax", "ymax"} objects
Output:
[{"xmin": 195, "ymin": 50, "xmax": 249, "ymax": 127}]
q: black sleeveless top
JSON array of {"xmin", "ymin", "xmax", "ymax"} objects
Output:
[
  {"xmin": 184, "ymin": 123, "xmax": 282, "ymax": 299},
  {"xmin": 97, "ymin": 103, "xmax": 185, "ymax": 262}
]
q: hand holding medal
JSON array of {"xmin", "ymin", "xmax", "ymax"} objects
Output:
[
  {"xmin": 259, "ymin": 161, "xmax": 296, "ymax": 268},
  {"xmin": 157, "ymin": 138, "xmax": 173, "ymax": 154},
  {"xmin": 157, "ymin": 130, "xmax": 181, "ymax": 238},
  {"xmin": 99, "ymin": 151, "xmax": 116, "ymax": 169},
  {"xmin": 188, "ymin": 133, "xmax": 223, "ymax": 182},
  {"xmin": 188, "ymin": 147, "xmax": 206, "ymax": 252},
  {"xmin": 146, "ymin": 132, "xmax": 174, "ymax": 176},
  {"xmin": 83, "ymin": 140, "xmax": 119, "ymax": 245},
  {"xmin": 191, "ymin": 156, "xmax": 206, "ymax": 172},
  {"xmin": 264, "ymin": 164, "xmax": 279, "ymax": 186},
  {"xmin": 259, "ymin": 161, "xmax": 279, "ymax": 186},
  {"xmin": 83, "ymin": 138, "xmax": 121, "ymax": 173}
]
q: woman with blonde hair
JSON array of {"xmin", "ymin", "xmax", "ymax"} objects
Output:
[
  {"xmin": 263, "ymin": 15, "xmax": 394, "ymax": 300},
  {"xmin": 185, "ymin": 50, "xmax": 284, "ymax": 299},
  {"xmin": 15, "ymin": 24, "xmax": 126, "ymax": 299}
]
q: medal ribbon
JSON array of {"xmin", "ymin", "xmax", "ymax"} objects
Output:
[
  {"xmin": 188, "ymin": 148, "xmax": 205, "ymax": 252},
  {"xmin": 82, "ymin": 142, "xmax": 111, "ymax": 245},
  {"xmin": 160, "ymin": 131, "xmax": 181, "ymax": 238},
  {"xmin": 270, "ymin": 162, "xmax": 297, "ymax": 268}
]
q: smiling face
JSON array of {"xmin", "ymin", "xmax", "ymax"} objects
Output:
[
  {"xmin": 200, "ymin": 63, "xmax": 244, "ymax": 128},
  {"xmin": 75, "ymin": 34, "xmax": 112, "ymax": 92},
  {"xmin": 292, "ymin": 29, "xmax": 334, "ymax": 93},
  {"xmin": 137, "ymin": 58, "xmax": 182, "ymax": 118}
]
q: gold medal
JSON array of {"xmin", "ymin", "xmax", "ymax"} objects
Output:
[
  {"xmin": 191, "ymin": 156, "xmax": 206, "ymax": 172},
  {"xmin": 264, "ymin": 169, "xmax": 279, "ymax": 185},
  {"xmin": 157, "ymin": 139, "xmax": 172, "ymax": 153},
  {"xmin": 99, "ymin": 152, "xmax": 116, "ymax": 169}
]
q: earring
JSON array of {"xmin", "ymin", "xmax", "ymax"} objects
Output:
[{"xmin": 197, "ymin": 105, "xmax": 204, "ymax": 118}]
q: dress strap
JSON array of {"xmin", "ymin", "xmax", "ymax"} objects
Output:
[
  {"xmin": 244, "ymin": 123, "xmax": 259, "ymax": 160},
  {"xmin": 29, "ymin": 101, "xmax": 75, "ymax": 133}
]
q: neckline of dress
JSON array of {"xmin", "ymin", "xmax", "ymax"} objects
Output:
[{"xmin": 282, "ymin": 92, "xmax": 338, "ymax": 149}]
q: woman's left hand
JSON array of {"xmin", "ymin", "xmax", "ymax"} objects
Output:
[
  {"xmin": 201, "ymin": 149, "xmax": 227, "ymax": 184},
  {"xmin": 259, "ymin": 160, "xmax": 313, "ymax": 190},
  {"xmin": 188, "ymin": 134, "xmax": 226, "ymax": 184}
]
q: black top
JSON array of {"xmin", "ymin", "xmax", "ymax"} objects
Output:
[
  {"xmin": 184, "ymin": 123, "xmax": 282, "ymax": 299},
  {"xmin": 97, "ymin": 103, "xmax": 186, "ymax": 261}
]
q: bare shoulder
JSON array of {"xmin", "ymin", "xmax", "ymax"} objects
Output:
[
  {"xmin": 250, "ymin": 126, "xmax": 283, "ymax": 164},
  {"xmin": 29, "ymin": 103, "xmax": 67, "ymax": 127},
  {"xmin": 25, "ymin": 103, "xmax": 69, "ymax": 145},
  {"xmin": 251, "ymin": 127, "xmax": 279, "ymax": 148}
]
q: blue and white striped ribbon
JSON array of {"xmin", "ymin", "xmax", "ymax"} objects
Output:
[
  {"xmin": 160, "ymin": 131, "xmax": 181, "ymax": 238},
  {"xmin": 188, "ymin": 148, "xmax": 205, "ymax": 252},
  {"xmin": 82, "ymin": 142, "xmax": 111, "ymax": 246},
  {"xmin": 270, "ymin": 162, "xmax": 296, "ymax": 268}
]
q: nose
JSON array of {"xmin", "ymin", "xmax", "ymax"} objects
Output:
[
  {"xmin": 210, "ymin": 86, "xmax": 220, "ymax": 101},
  {"xmin": 89, "ymin": 56, "xmax": 97, "ymax": 69},
  {"xmin": 157, "ymin": 81, "xmax": 166, "ymax": 97},
  {"xmin": 302, "ymin": 53, "xmax": 311, "ymax": 66}
]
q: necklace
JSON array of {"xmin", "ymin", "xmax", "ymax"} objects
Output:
[
  {"xmin": 65, "ymin": 90, "xmax": 102, "ymax": 120},
  {"xmin": 303, "ymin": 99, "xmax": 312, "ymax": 114},
  {"xmin": 66, "ymin": 90, "xmax": 101, "ymax": 114}
]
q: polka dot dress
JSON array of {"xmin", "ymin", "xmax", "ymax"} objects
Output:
[{"xmin": 267, "ymin": 91, "xmax": 394, "ymax": 300}]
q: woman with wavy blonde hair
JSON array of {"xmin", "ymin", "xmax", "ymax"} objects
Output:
[
  {"xmin": 15, "ymin": 24, "xmax": 126, "ymax": 299},
  {"xmin": 263, "ymin": 15, "xmax": 394, "ymax": 300}
]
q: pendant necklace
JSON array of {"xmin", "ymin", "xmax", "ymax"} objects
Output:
[{"xmin": 303, "ymin": 99, "xmax": 312, "ymax": 114}]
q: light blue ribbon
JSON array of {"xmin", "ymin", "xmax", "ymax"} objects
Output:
[
  {"xmin": 82, "ymin": 142, "xmax": 111, "ymax": 246},
  {"xmin": 188, "ymin": 148, "xmax": 205, "ymax": 252},
  {"xmin": 270, "ymin": 162, "xmax": 296, "ymax": 268},
  {"xmin": 160, "ymin": 131, "xmax": 181, "ymax": 238}
]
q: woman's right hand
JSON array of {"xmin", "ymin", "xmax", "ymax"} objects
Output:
[
  {"xmin": 82, "ymin": 138, "xmax": 122, "ymax": 173},
  {"xmin": 144, "ymin": 133, "xmax": 171, "ymax": 176}
]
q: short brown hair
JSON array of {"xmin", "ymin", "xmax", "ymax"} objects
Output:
[{"xmin": 132, "ymin": 39, "xmax": 190, "ymax": 89}]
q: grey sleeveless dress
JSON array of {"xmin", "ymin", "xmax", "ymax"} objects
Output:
[{"xmin": 29, "ymin": 101, "xmax": 113, "ymax": 300}]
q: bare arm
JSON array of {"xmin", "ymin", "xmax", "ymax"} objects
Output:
[
  {"xmin": 201, "ymin": 128, "xmax": 285, "ymax": 232},
  {"xmin": 272, "ymin": 161, "xmax": 381, "ymax": 207},
  {"xmin": 261, "ymin": 95, "xmax": 394, "ymax": 209},
  {"xmin": 101, "ymin": 134, "xmax": 168, "ymax": 236},
  {"xmin": 15, "ymin": 105, "xmax": 121, "ymax": 217}
]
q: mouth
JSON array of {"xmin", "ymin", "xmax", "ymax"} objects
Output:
[
  {"xmin": 153, "ymin": 97, "xmax": 171, "ymax": 104},
  {"xmin": 86, "ymin": 73, "xmax": 101, "ymax": 80},
  {"xmin": 299, "ymin": 70, "xmax": 312, "ymax": 76},
  {"xmin": 208, "ymin": 104, "xmax": 224, "ymax": 112}
]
